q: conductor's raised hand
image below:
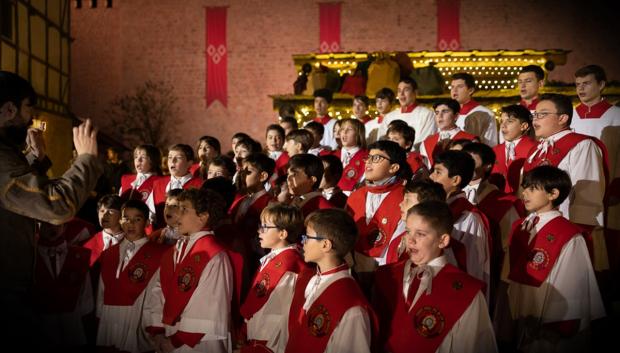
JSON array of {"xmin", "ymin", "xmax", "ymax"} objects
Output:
[{"xmin": 73, "ymin": 118, "xmax": 98, "ymax": 156}]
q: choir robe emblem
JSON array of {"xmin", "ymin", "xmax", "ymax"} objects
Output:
[
  {"xmin": 414, "ymin": 306, "xmax": 446, "ymax": 338},
  {"xmin": 307, "ymin": 304, "xmax": 332, "ymax": 337}
]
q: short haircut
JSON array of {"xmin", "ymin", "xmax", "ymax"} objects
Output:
[
  {"xmin": 367, "ymin": 140, "xmax": 412, "ymax": 180},
  {"xmin": 166, "ymin": 188, "xmax": 184, "ymax": 199},
  {"xmin": 462, "ymin": 143, "xmax": 496, "ymax": 178},
  {"xmin": 201, "ymin": 176, "xmax": 237, "ymax": 210},
  {"xmin": 320, "ymin": 154, "xmax": 344, "ymax": 185},
  {"xmin": 451, "ymin": 72, "xmax": 476, "ymax": 89},
  {"xmin": 447, "ymin": 138, "xmax": 473, "ymax": 150},
  {"xmin": 399, "ymin": 77, "xmax": 418, "ymax": 90},
  {"xmin": 305, "ymin": 208, "xmax": 358, "ymax": 258},
  {"xmin": 285, "ymin": 129, "xmax": 314, "ymax": 152},
  {"xmin": 539, "ymin": 93, "xmax": 573, "ymax": 125},
  {"xmin": 97, "ymin": 194, "xmax": 123, "ymax": 210},
  {"xmin": 209, "ymin": 155, "xmax": 236, "ymax": 177},
  {"xmin": 353, "ymin": 95, "xmax": 370, "ymax": 107},
  {"xmin": 177, "ymin": 188, "xmax": 226, "ymax": 227},
  {"xmin": 387, "ymin": 123, "xmax": 416, "ymax": 151},
  {"xmin": 520, "ymin": 65, "xmax": 545, "ymax": 81},
  {"xmin": 574, "ymin": 64, "xmax": 607, "ymax": 83},
  {"xmin": 432, "ymin": 98, "xmax": 461, "ymax": 115},
  {"xmin": 404, "ymin": 180, "xmax": 447, "ymax": 203},
  {"xmin": 261, "ymin": 203, "xmax": 304, "ymax": 244},
  {"xmin": 304, "ymin": 121, "xmax": 325, "ymax": 139},
  {"xmin": 375, "ymin": 87, "xmax": 396, "ymax": 103},
  {"xmin": 244, "ymin": 152, "xmax": 276, "ymax": 179},
  {"xmin": 313, "ymin": 88, "xmax": 333, "ymax": 103},
  {"xmin": 235, "ymin": 137, "xmax": 262, "ymax": 154},
  {"xmin": 387, "ymin": 119, "xmax": 409, "ymax": 130},
  {"xmin": 0, "ymin": 71, "xmax": 38, "ymax": 107},
  {"xmin": 197, "ymin": 136, "xmax": 221, "ymax": 156},
  {"xmin": 169, "ymin": 144, "xmax": 195, "ymax": 162},
  {"xmin": 433, "ymin": 150, "xmax": 475, "ymax": 188},
  {"xmin": 266, "ymin": 124, "xmax": 285, "ymax": 138},
  {"xmin": 340, "ymin": 118, "xmax": 367, "ymax": 149},
  {"xmin": 280, "ymin": 116, "xmax": 299, "ymax": 131},
  {"xmin": 407, "ymin": 201, "xmax": 453, "ymax": 236},
  {"xmin": 288, "ymin": 153, "xmax": 324, "ymax": 190},
  {"xmin": 232, "ymin": 132, "xmax": 251, "ymax": 142},
  {"xmin": 279, "ymin": 103, "xmax": 296, "ymax": 119},
  {"xmin": 121, "ymin": 199, "xmax": 150, "ymax": 220},
  {"xmin": 134, "ymin": 144, "xmax": 163, "ymax": 175},
  {"xmin": 521, "ymin": 166, "xmax": 571, "ymax": 207},
  {"xmin": 500, "ymin": 104, "xmax": 532, "ymax": 127}
]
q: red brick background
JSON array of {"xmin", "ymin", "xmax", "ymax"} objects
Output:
[{"xmin": 71, "ymin": 0, "xmax": 620, "ymax": 150}]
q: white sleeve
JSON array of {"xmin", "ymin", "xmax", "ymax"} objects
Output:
[
  {"xmin": 96, "ymin": 274, "xmax": 104, "ymax": 318},
  {"xmin": 324, "ymin": 306, "xmax": 371, "ymax": 353},
  {"xmin": 142, "ymin": 269, "xmax": 164, "ymax": 329},
  {"xmin": 454, "ymin": 213, "xmax": 491, "ymax": 298},
  {"xmin": 145, "ymin": 191, "xmax": 157, "ymax": 226},
  {"xmin": 438, "ymin": 292, "xmax": 497, "ymax": 353},
  {"xmin": 499, "ymin": 206, "xmax": 521, "ymax": 250},
  {"xmin": 419, "ymin": 142, "xmax": 431, "ymax": 169}
]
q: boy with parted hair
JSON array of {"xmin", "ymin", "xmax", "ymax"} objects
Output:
[
  {"xmin": 352, "ymin": 95, "xmax": 372, "ymax": 124},
  {"xmin": 84, "ymin": 194, "xmax": 125, "ymax": 266},
  {"xmin": 518, "ymin": 65, "xmax": 545, "ymax": 112},
  {"xmin": 386, "ymin": 122, "xmax": 428, "ymax": 181},
  {"xmin": 366, "ymin": 87, "xmax": 396, "ymax": 144},
  {"xmin": 264, "ymin": 124, "xmax": 288, "ymax": 180},
  {"xmin": 450, "ymin": 72, "xmax": 498, "ymax": 146},
  {"xmin": 496, "ymin": 166, "xmax": 605, "ymax": 352},
  {"xmin": 373, "ymin": 201, "xmax": 497, "ymax": 353},
  {"xmin": 283, "ymin": 129, "xmax": 314, "ymax": 157},
  {"xmin": 286, "ymin": 153, "xmax": 333, "ymax": 217},
  {"xmin": 309, "ymin": 89, "xmax": 338, "ymax": 149},
  {"xmin": 285, "ymin": 208, "xmax": 375, "ymax": 353}
]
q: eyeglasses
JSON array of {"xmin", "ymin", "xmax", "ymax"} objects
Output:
[
  {"xmin": 363, "ymin": 154, "xmax": 393, "ymax": 164},
  {"xmin": 532, "ymin": 111, "xmax": 561, "ymax": 120},
  {"xmin": 301, "ymin": 234, "xmax": 327, "ymax": 244},
  {"xmin": 258, "ymin": 224, "xmax": 279, "ymax": 233}
]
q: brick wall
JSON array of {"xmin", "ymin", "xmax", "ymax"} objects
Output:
[{"xmin": 71, "ymin": 0, "xmax": 620, "ymax": 151}]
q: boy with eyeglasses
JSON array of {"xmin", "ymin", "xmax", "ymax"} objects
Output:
[
  {"xmin": 346, "ymin": 140, "xmax": 412, "ymax": 272},
  {"xmin": 523, "ymin": 93, "xmax": 609, "ymax": 272},
  {"xmin": 240, "ymin": 204, "xmax": 307, "ymax": 353},
  {"xmin": 285, "ymin": 209, "xmax": 375, "ymax": 353}
]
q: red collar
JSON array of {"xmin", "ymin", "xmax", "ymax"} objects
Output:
[
  {"xmin": 359, "ymin": 115, "xmax": 372, "ymax": 124},
  {"xmin": 377, "ymin": 115, "xmax": 384, "ymax": 124},
  {"xmin": 520, "ymin": 98, "xmax": 539, "ymax": 111},
  {"xmin": 313, "ymin": 115, "xmax": 332, "ymax": 125},
  {"xmin": 318, "ymin": 263, "xmax": 349, "ymax": 276},
  {"xmin": 575, "ymin": 99, "xmax": 612, "ymax": 119},
  {"xmin": 459, "ymin": 100, "xmax": 480, "ymax": 115},
  {"xmin": 400, "ymin": 103, "xmax": 418, "ymax": 113}
]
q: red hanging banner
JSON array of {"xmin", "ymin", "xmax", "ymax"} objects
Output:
[
  {"xmin": 437, "ymin": 0, "xmax": 461, "ymax": 51},
  {"xmin": 205, "ymin": 7, "xmax": 227, "ymax": 108},
  {"xmin": 319, "ymin": 2, "xmax": 341, "ymax": 53}
]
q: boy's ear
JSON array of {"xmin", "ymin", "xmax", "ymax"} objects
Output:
[
  {"xmin": 388, "ymin": 163, "xmax": 401, "ymax": 175},
  {"xmin": 558, "ymin": 114, "xmax": 570, "ymax": 127},
  {"xmin": 310, "ymin": 175, "xmax": 318, "ymax": 185},
  {"xmin": 322, "ymin": 238, "xmax": 334, "ymax": 253},
  {"xmin": 438, "ymin": 233, "xmax": 451, "ymax": 249},
  {"xmin": 520, "ymin": 122, "xmax": 530, "ymax": 133},
  {"xmin": 451, "ymin": 175, "xmax": 462, "ymax": 188},
  {"xmin": 547, "ymin": 188, "xmax": 561, "ymax": 202},
  {"xmin": 198, "ymin": 211, "xmax": 210, "ymax": 226},
  {"xmin": 259, "ymin": 171, "xmax": 269, "ymax": 183},
  {"xmin": 279, "ymin": 229, "xmax": 289, "ymax": 241}
]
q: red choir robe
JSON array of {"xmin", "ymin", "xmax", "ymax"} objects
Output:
[
  {"xmin": 119, "ymin": 174, "xmax": 160, "ymax": 202},
  {"xmin": 332, "ymin": 149, "xmax": 368, "ymax": 192},
  {"xmin": 150, "ymin": 175, "xmax": 203, "ymax": 229},
  {"xmin": 422, "ymin": 130, "xmax": 478, "ymax": 167},
  {"xmin": 489, "ymin": 136, "xmax": 537, "ymax": 195},
  {"xmin": 291, "ymin": 191, "xmax": 334, "ymax": 218}
]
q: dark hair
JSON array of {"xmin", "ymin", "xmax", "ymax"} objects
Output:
[
  {"xmin": 432, "ymin": 98, "xmax": 461, "ymax": 115},
  {"xmin": 387, "ymin": 123, "xmax": 416, "ymax": 151},
  {"xmin": 243, "ymin": 152, "xmax": 276, "ymax": 179},
  {"xmin": 367, "ymin": 140, "xmax": 412, "ymax": 180},
  {"xmin": 340, "ymin": 118, "xmax": 367, "ymax": 149},
  {"xmin": 574, "ymin": 64, "xmax": 607, "ymax": 83},
  {"xmin": 208, "ymin": 155, "xmax": 237, "ymax": 178},
  {"xmin": 305, "ymin": 208, "xmax": 358, "ymax": 258},
  {"xmin": 320, "ymin": 154, "xmax": 344, "ymax": 185},
  {"xmin": 398, "ymin": 77, "xmax": 418, "ymax": 90},
  {"xmin": 520, "ymin": 65, "xmax": 545, "ymax": 81},
  {"xmin": 235, "ymin": 137, "xmax": 263, "ymax": 154},
  {"xmin": 169, "ymin": 144, "xmax": 195, "ymax": 162},
  {"xmin": 134, "ymin": 144, "xmax": 163, "ymax": 175},
  {"xmin": 285, "ymin": 129, "xmax": 314, "ymax": 152},
  {"xmin": 280, "ymin": 116, "xmax": 299, "ymax": 131},
  {"xmin": 97, "ymin": 194, "xmax": 123, "ymax": 211},
  {"xmin": 500, "ymin": 104, "xmax": 532, "ymax": 130},
  {"xmin": 304, "ymin": 121, "xmax": 325, "ymax": 139},
  {"xmin": 197, "ymin": 136, "xmax": 221, "ymax": 155},
  {"xmin": 288, "ymin": 153, "xmax": 324, "ymax": 190},
  {"xmin": 407, "ymin": 201, "xmax": 453, "ymax": 236},
  {"xmin": 404, "ymin": 180, "xmax": 447, "ymax": 202},
  {"xmin": 261, "ymin": 203, "xmax": 304, "ymax": 244},
  {"xmin": 0, "ymin": 71, "xmax": 38, "ymax": 107},
  {"xmin": 539, "ymin": 93, "xmax": 573, "ymax": 125},
  {"xmin": 279, "ymin": 103, "xmax": 296, "ymax": 119},
  {"xmin": 462, "ymin": 143, "xmax": 496, "ymax": 179},
  {"xmin": 166, "ymin": 188, "xmax": 184, "ymax": 199},
  {"xmin": 232, "ymin": 132, "xmax": 251, "ymax": 142},
  {"xmin": 121, "ymin": 199, "xmax": 150, "ymax": 220},
  {"xmin": 433, "ymin": 150, "xmax": 475, "ymax": 188},
  {"xmin": 451, "ymin": 72, "xmax": 476, "ymax": 89},
  {"xmin": 375, "ymin": 87, "xmax": 396, "ymax": 103},
  {"xmin": 313, "ymin": 88, "xmax": 333, "ymax": 103},
  {"xmin": 447, "ymin": 138, "xmax": 473, "ymax": 150},
  {"xmin": 353, "ymin": 95, "xmax": 370, "ymax": 107},
  {"xmin": 387, "ymin": 119, "xmax": 409, "ymax": 130},
  {"xmin": 521, "ymin": 165, "xmax": 571, "ymax": 207},
  {"xmin": 201, "ymin": 176, "xmax": 237, "ymax": 210},
  {"xmin": 266, "ymin": 124, "xmax": 285, "ymax": 139},
  {"xmin": 178, "ymin": 188, "xmax": 226, "ymax": 227}
]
